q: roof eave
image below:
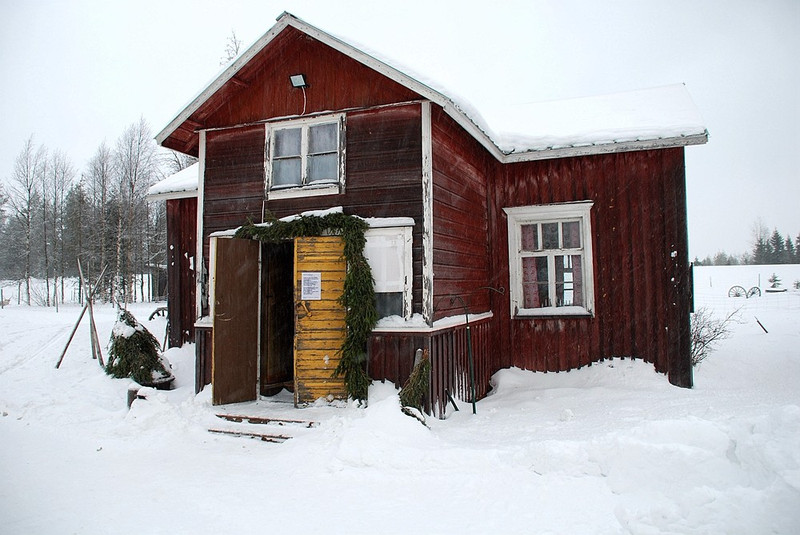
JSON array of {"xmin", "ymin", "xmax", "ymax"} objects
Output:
[
  {"xmin": 501, "ymin": 131, "xmax": 709, "ymax": 163},
  {"xmin": 155, "ymin": 12, "xmax": 505, "ymax": 160},
  {"xmin": 155, "ymin": 15, "xmax": 295, "ymax": 147},
  {"xmin": 146, "ymin": 189, "xmax": 198, "ymax": 202}
]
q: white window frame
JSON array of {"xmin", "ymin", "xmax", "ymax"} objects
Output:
[
  {"xmin": 504, "ymin": 201, "xmax": 595, "ymax": 317},
  {"xmin": 265, "ymin": 113, "xmax": 345, "ymax": 200},
  {"xmin": 364, "ymin": 225, "xmax": 413, "ymax": 320}
]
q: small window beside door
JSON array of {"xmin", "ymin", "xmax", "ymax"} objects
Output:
[{"xmin": 363, "ymin": 226, "xmax": 413, "ymax": 320}]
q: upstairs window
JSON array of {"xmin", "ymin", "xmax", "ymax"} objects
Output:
[
  {"xmin": 267, "ymin": 115, "xmax": 344, "ymax": 199},
  {"xmin": 504, "ymin": 202, "xmax": 594, "ymax": 317}
]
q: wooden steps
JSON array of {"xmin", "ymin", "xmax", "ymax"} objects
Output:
[
  {"xmin": 207, "ymin": 428, "xmax": 291, "ymax": 443},
  {"xmin": 215, "ymin": 413, "xmax": 319, "ymax": 428},
  {"xmin": 208, "ymin": 413, "xmax": 320, "ymax": 443}
]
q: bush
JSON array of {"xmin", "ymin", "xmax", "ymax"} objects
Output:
[
  {"xmin": 690, "ymin": 307, "xmax": 739, "ymax": 366},
  {"xmin": 106, "ymin": 309, "xmax": 173, "ymax": 386},
  {"xmin": 399, "ymin": 349, "xmax": 431, "ymax": 412}
]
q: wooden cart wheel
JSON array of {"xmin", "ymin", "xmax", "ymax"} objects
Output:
[
  {"xmin": 747, "ymin": 286, "xmax": 761, "ymax": 298},
  {"xmin": 728, "ymin": 285, "xmax": 747, "ymax": 297}
]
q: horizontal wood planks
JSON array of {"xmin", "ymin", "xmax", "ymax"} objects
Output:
[
  {"xmin": 267, "ymin": 104, "xmax": 425, "ymax": 315},
  {"xmin": 430, "ymin": 107, "xmax": 494, "ymax": 320},
  {"xmin": 293, "ymin": 237, "xmax": 347, "ymax": 404},
  {"xmin": 203, "ymin": 125, "xmax": 266, "ymax": 261}
]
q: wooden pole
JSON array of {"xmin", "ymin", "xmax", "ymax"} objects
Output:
[
  {"xmin": 78, "ymin": 259, "xmax": 105, "ymax": 367},
  {"xmin": 55, "ymin": 265, "xmax": 107, "ymax": 369},
  {"xmin": 79, "ymin": 261, "xmax": 98, "ymax": 362}
]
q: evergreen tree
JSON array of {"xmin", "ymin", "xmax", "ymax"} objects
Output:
[
  {"xmin": 751, "ymin": 219, "xmax": 771, "ymax": 265},
  {"xmin": 795, "ymin": 233, "xmax": 800, "ymax": 263},
  {"xmin": 769, "ymin": 229, "xmax": 785, "ymax": 264},
  {"xmin": 785, "ymin": 237, "xmax": 796, "ymax": 264}
]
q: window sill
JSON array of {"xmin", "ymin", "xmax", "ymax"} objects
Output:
[
  {"xmin": 268, "ymin": 184, "xmax": 340, "ymax": 200},
  {"xmin": 514, "ymin": 306, "xmax": 593, "ymax": 319}
]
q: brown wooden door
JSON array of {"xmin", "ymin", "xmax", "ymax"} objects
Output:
[
  {"xmin": 212, "ymin": 237, "xmax": 260, "ymax": 405},
  {"xmin": 293, "ymin": 236, "xmax": 347, "ymax": 405}
]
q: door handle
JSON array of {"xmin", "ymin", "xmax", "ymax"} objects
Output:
[{"xmin": 296, "ymin": 301, "xmax": 311, "ymax": 319}]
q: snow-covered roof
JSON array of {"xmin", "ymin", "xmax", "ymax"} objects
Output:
[
  {"xmin": 490, "ymin": 84, "xmax": 708, "ymax": 161},
  {"xmin": 147, "ymin": 162, "xmax": 198, "ymax": 201},
  {"xmin": 156, "ymin": 13, "xmax": 707, "ymax": 163}
]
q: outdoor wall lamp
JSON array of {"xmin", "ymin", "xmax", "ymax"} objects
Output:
[{"xmin": 290, "ymin": 74, "xmax": 307, "ymax": 88}]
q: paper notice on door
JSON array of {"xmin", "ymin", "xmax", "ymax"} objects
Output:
[{"xmin": 301, "ymin": 272, "xmax": 322, "ymax": 300}]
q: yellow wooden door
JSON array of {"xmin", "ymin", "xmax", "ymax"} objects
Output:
[{"xmin": 293, "ymin": 236, "xmax": 347, "ymax": 405}]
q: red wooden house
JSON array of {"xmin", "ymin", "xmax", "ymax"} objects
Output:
[{"xmin": 155, "ymin": 12, "xmax": 707, "ymax": 413}]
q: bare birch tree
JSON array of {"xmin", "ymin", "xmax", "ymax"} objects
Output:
[
  {"xmin": 162, "ymin": 149, "xmax": 197, "ymax": 175},
  {"xmin": 86, "ymin": 142, "xmax": 114, "ymax": 299},
  {"xmin": 47, "ymin": 150, "xmax": 75, "ymax": 307},
  {"xmin": 220, "ymin": 29, "xmax": 242, "ymax": 65},
  {"xmin": 8, "ymin": 137, "xmax": 46, "ymax": 305},
  {"xmin": 113, "ymin": 118, "xmax": 158, "ymax": 306}
]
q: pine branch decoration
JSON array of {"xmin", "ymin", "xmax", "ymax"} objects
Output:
[
  {"xmin": 236, "ymin": 212, "xmax": 377, "ymax": 401},
  {"xmin": 399, "ymin": 349, "xmax": 431, "ymax": 412}
]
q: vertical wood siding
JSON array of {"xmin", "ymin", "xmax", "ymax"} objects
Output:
[
  {"xmin": 165, "ymin": 26, "xmax": 422, "ymax": 156},
  {"xmin": 490, "ymin": 148, "xmax": 692, "ymax": 386},
  {"xmin": 166, "ymin": 197, "xmax": 196, "ymax": 347},
  {"xmin": 368, "ymin": 316, "xmax": 493, "ymax": 417}
]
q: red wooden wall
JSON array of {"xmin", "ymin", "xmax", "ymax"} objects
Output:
[
  {"xmin": 489, "ymin": 148, "xmax": 693, "ymax": 387},
  {"xmin": 162, "ymin": 26, "xmax": 422, "ymax": 156},
  {"xmin": 368, "ymin": 316, "xmax": 494, "ymax": 417},
  {"xmin": 200, "ymin": 104, "xmax": 425, "ymax": 318},
  {"xmin": 166, "ymin": 197, "xmax": 196, "ymax": 347},
  {"xmin": 430, "ymin": 107, "xmax": 495, "ymax": 321}
]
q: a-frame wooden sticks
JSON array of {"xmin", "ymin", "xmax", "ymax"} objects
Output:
[{"xmin": 55, "ymin": 263, "xmax": 108, "ymax": 369}]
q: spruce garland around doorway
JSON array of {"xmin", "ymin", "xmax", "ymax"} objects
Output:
[{"xmin": 235, "ymin": 211, "xmax": 377, "ymax": 402}]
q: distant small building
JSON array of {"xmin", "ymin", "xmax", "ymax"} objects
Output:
[
  {"xmin": 154, "ymin": 13, "xmax": 707, "ymax": 412},
  {"xmin": 147, "ymin": 163, "xmax": 198, "ymax": 349}
]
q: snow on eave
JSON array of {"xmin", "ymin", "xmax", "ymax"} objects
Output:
[
  {"xmin": 156, "ymin": 16, "xmax": 707, "ymax": 165},
  {"xmin": 147, "ymin": 162, "xmax": 198, "ymax": 201},
  {"xmin": 490, "ymin": 84, "xmax": 709, "ymax": 162}
]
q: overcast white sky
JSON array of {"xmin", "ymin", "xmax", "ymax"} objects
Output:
[{"xmin": 1, "ymin": 0, "xmax": 797, "ymax": 258}]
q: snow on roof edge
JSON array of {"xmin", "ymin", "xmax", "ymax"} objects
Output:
[
  {"xmin": 147, "ymin": 162, "xmax": 199, "ymax": 200},
  {"xmin": 156, "ymin": 14, "xmax": 708, "ymax": 162}
]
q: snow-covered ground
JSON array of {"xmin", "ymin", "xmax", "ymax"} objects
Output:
[{"xmin": 1, "ymin": 266, "xmax": 799, "ymax": 534}]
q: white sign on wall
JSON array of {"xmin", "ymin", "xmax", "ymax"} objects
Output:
[{"xmin": 301, "ymin": 272, "xmax": 322, "ymax": 300}]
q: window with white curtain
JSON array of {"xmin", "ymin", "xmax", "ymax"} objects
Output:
[{"xmin": 504, "ymin": 202, "xmax": 594, "ymax": 317}]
